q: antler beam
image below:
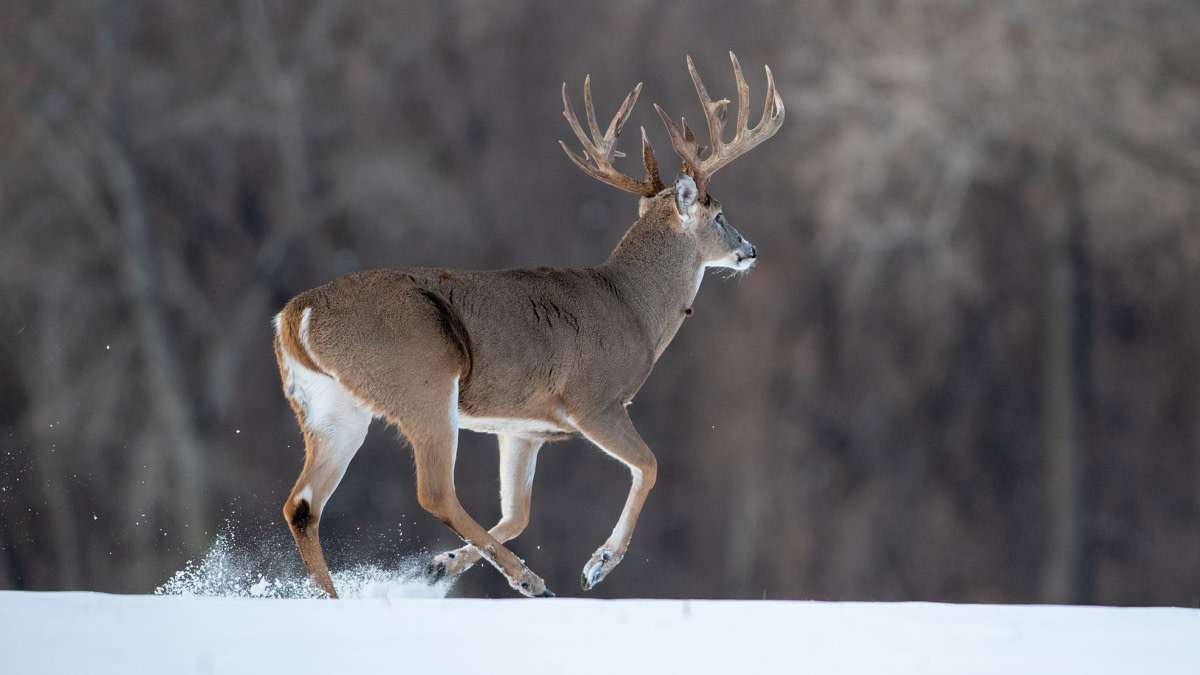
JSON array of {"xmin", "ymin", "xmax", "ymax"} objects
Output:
[
  {"xmin": 654, "ymin": 52, "xmax": 785, "ymax": 200},
  {"xmin": 560, "ymin": 77, "xmax": 665, "ymax": 197}
]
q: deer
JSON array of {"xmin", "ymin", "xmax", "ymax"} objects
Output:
[{"xmin": 273, "ymin": 52, "xmax": 783, "ymax": 598}]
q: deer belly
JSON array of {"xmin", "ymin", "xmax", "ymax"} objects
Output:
[{"xmin": 458, "ymin": 414, "xmax": 575, "ymax": 440}]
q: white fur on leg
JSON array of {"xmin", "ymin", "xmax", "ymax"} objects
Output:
[{"xmin": 279, "ymin": 309, "xmax": 374, "ymax": 513}]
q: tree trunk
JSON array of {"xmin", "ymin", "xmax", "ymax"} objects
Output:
[{"xmin": 1040, "ymin": 147, "xmax": 1092, "ymax": 605}]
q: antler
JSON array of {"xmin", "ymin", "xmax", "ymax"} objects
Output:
[
  {"xmin": 560, "ymin": 76, "xmax": 665, "ymax": 197},
  {"xmin": 654, "ymin": 52, "xmax": 785, "ymax": 200}
]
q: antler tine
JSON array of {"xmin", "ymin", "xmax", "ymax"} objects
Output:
[
  {"xmin": 686, "ymin": 54, "xmax": 730, "ymax": 171},
  {"xmin": 655, "ymin": 52, "xmax": 786, "ymax": 199},
  {"xmin": 560, "ymin": 78, "xmax": 664, "ymax": 197},
  {"xmin": 640, "ymin": 126, "xmax": 661, "ymax": 191},
  {"xmin": 583, "ymin": 75, "xmax": 603, "ymax": 153},
  {"xmin": 731, "ymin": 52, "xmax": 750, "ymax": 140}
]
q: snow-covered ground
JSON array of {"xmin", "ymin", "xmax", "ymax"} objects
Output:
[
  {"xmin": 4, "ymin": 589, "xmax": 1198, "ymax": 674},
  {"xmin": 2, "ymin": 535, "xmax": 1197, "ymax": 673}
]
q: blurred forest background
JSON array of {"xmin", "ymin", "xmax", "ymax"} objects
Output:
[{"xmin": 1, "ymin": 0, "xmax": 1198, "ymax": 606}]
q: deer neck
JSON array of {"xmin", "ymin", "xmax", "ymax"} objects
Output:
[{"xmin": 597, "ymin": 217, "xmax": 703, "ymax": 361}]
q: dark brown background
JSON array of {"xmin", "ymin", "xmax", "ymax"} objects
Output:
[{"xmin": 1, "ymin": 0, "xmax": 1197, "ymax": 605}]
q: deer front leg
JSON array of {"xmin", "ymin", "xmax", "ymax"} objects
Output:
[
  {"xmin": 427, "ymin": 435, "xmax": 543, "ymax": 581},
  {"xmin": 573, "ymin": 405, "xmax": 658, "ymax": 591},
  {"xmin": 412, "ymin": 438, "xmax": 552, "ymax": 597},
  {"xmin": 405, "ymin": 381, "xmax": 552, "ymax": 597}
]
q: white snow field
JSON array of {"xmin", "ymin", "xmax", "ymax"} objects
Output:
[{"xmin": 3, "ymin": 589, "xmax": 1198, "ymax": 674}]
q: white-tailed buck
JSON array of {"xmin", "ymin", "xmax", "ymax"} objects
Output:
[{"xmin": 274, "ymin": 52, "xmax": 783, "ymax": 597}]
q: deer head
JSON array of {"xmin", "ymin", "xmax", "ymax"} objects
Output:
[{"xmin": 560, "ymin": 52, "xmax": 784, "ymax": 275}]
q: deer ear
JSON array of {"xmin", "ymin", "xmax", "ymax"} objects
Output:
[{"xmin": 673, "ymin": 173, "xmax": 698, "ymax": 218}]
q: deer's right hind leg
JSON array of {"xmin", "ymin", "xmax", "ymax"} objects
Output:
[
  {"xmin": 280, "ymin": 365, "xmax": 373, "ymax": 599},
  {"xmin": 427, "ymin": 435, "xmax": 543, "ymax": 582}
]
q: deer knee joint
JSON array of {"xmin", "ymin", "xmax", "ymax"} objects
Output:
[
  {"xmin": 638, "ymin": 461, "xmax": 658, "ymax": 491},
  {"xmin": 417, "ymin": 485, "xmax": 455, "ymax": 523},
  {"xmin": 511, "ymin": 509, "xmax": 531, "ymax": 532}
]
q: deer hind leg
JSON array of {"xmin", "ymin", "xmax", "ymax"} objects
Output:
[
  {"xmin": 427, "ymin": 435, "xmax": 543, "ymax": 582},
  {"xmin": 402, "ymin": 379, "xmax": 553, "ymax": 597},
  {"xmin": 279, "ymin": 353, "xmax": 373, "ymax": 599},
  {"xmin": 574, "ymin": 405, "xmax": 658, "ymax": 591}
]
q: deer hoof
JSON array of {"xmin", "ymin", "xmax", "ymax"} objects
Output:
[
  {"xmin": 581, "ymin": 547, "xmax": 622, "ymax": 591},
  {"xmin": 426, "ymin": 548, "xmax": 476, "ymax": 584},
  {"xmin": 514, "ymin": 570, "xmax": 551, "ymax": 598},
  {"xmin": 423, "ymin": 560, "xmax": 447, "ymax": 583}
]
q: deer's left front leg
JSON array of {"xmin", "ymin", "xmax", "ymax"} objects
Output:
[
  {"xmin": 427, "ymin": 435, "xmax": 543, "ymax": 581},
  {"xmin": 573, "ymin": 405, "xmax": 658, "ymax": 591}
]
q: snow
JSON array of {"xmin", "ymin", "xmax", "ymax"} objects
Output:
[
  {"xmin": 2, "ymin": 533, "xmax": 1197, "ymax": 673},
  {"xmin": 3, "ymin": 590, "xmax": 1198, "ymax": 674}
]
